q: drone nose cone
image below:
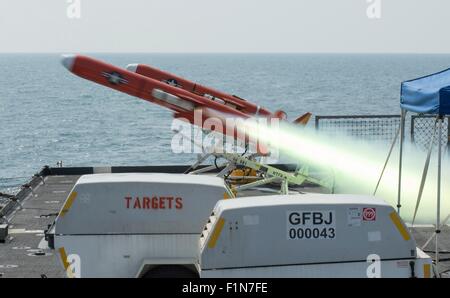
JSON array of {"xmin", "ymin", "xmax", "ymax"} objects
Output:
[
  {"xmin": 61, "ymin": 54, "xmax": 76, "ymax": 71},
  {"xmin": 126, "ymin": 63, "xmax": 138, "ymax": 72}
]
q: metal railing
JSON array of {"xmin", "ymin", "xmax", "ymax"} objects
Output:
[
  {"xmin": 315, "ymin": 115, "xmax": 401, "ymax": 143},
  {"xmin": 315, "ymin": 114, "xmax": 450, "ymax": 151}
]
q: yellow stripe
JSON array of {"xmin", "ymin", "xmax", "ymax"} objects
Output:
[
  {"xmin": 423, "ymin": 264, "xmax": 431, "ymax": 278},
  {"xmin": 208, "ymin": 217, "xmax": 225, "ymax": 249},
  {"xmin": 58, "ymin": 247, "xmax": 69, "ymax": 270},
  {"xmin": 60, "ymin": 191, "xmax": 77, "ymax": 217},
  {"xmin": 389, "ymin": 212, "xmax": 410, "ymax": 241}
]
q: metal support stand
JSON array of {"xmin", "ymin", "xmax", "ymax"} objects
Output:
[
  {"xmin": 184, "ymin": 153, "xmax": 213, "ymax": 174},
  {"xmin": 177, "ymin": 126, "xmax": 334, "ymax": 195},
  {"xmin": 281, "ymin": 180, "xmax": 289, "ymax": 195},
  {"xmin": 234, "ymin": 177, "xmax": 280, "ymax": 192}
]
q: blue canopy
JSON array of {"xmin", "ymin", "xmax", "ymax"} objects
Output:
[{"xmin": 400, "ymin": 68, "xmax": 450, "ymax": 115}]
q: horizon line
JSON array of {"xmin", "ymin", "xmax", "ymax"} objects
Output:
[{"xmin": 1, "ymin": 51, "xmax": 450, "ymax": 55}]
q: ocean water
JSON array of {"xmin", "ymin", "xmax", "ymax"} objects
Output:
[{"xmin": 1, "ymin": 53, "xmax": 450, "ymax": 194}]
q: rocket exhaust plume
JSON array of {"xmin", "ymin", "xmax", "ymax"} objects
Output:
[{"xmin": 240, "ymin": 118, "xmax": 449, "ymax": 224}]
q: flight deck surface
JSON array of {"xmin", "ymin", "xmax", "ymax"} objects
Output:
[{"xmin": 0, "ymin": 165, "xmax": 449, "ymax": 278}]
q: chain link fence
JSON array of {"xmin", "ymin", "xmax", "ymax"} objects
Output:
[
  {"xmin": 411, "ymin": 115, "xmax": 450, "ymax": 151},
  {"xmin": 315, "ymin": 114, "xmax": 450, "ymax": 151}
]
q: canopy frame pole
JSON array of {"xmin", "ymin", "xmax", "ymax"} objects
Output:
[
  {"xmin": 397, "ymin": 109, "xmax": 406, "ymax": 214},
  {"xmin": 373, "ymin": 123, "xmax": 401, "ymax": 195},
  {"xmin": 436, "ymin": 115, "xmax": 443, "ymax": 269},
  {"xmin": 411, "ymin": 119, "xmax": 438, "ymax": 225}
]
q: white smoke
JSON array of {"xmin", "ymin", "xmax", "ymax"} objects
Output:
[{"xmin": 242, "ymin": 119, "xmax": 449, "ymax": 225}]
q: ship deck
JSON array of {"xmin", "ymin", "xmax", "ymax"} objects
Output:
[{"xmin": 0, "ymin": 165, "xmax": 449, "ymax": 278}]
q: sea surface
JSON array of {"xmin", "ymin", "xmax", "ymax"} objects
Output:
[{"xmin": 2, "ymin": 53, "xmax": 450, "ymax": 194}]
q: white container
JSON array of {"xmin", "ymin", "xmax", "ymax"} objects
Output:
[
  {"xmin": 54, "ymin": 173, "xmax": 230, "ymax": 277},
  {"xmin": 199, "ymin": 194, "xmax": 434, "ymax": 278}
]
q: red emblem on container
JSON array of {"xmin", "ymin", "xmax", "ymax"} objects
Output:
[{"xmin": 363, "ymin": 208, "xmax": 376, "ymax": 221}]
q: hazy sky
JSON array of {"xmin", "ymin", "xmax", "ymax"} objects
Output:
[{"xmin": 0, "ymin": 0, "xmax": 449, "ymax": 53}]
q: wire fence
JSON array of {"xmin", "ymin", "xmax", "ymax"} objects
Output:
[
  {"xmin": 315, "ymin": 115, "xmax": 401, "ymax": 143},
  {"xmin": 411, "ymin": 115, "xmax": 450, "ymax": 151},
  {"xmin": 315, "ymin": 114, "xmax": 450, "ymax": 152}
]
